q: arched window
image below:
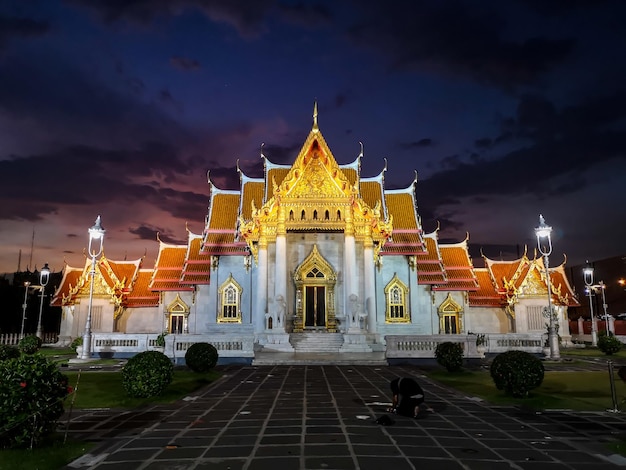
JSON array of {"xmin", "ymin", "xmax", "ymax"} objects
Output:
[
  {"xmin": 218, "ymin": 274, "xmax": 242, "ymax": 323},
  {"xmin": 438, "ymin": 293, "xmax": 463, "ymax": 334},
  {"xmin": 325, "ymin": 210, "xmax": 329, "ymax": 220},
  {"xmin": 166, "ymin": 294, "xmax": 190, "ymax": 334},
  {"xmin": 384, "ymin": 274, "xmax": 410, "ymax": 323},
  {"xmin": 301, "ymin": 210, "xmax": 306, "ymax": 220},
  {"xmin": 313, "ymin": 210, "xmax": 318, "ymax": 220},
  {"xmin": 337, "ymin": 210, "xmax": 341, "ymax": 220},
  {"xmin": 289, "ymin": 210, "xmax": 294, "ymax": 221}
]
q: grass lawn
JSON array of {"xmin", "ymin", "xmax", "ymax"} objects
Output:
[
  {"xmin": 559, "ymin": 347, "xmax": 626, "ymax": 359},
  {"xmin": 0, "ymin": 368, "xmax": 221, "ymax": 470},
  {"xmin": 426, "ymin": 369, "xmax": 625, "ymax": 411}
]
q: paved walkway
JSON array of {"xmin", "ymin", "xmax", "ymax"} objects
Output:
[{"xmin": 61, "ymin": 363, "xmax": 626, "ymax": 470}]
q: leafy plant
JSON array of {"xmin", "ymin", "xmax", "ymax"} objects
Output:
[
  {"xmin": 185, "ymin": 343, "xmax": 219, "ymax": 373},
  {"xmin": 155, "ymin": 331, "xmax": 167, "ymax": 348},
  {"xmin": 434, "ymin": 342, "xmax": 463, "ymax": 372},
  {"xmin": 0, "ymin": 345, "xmax": 20, "ymax": 361},
  {"xmin": 490, "ymin": 350, "xmax": 544, "ymax": 398},
  {"xmin": 598, "ymin": 331, "xmax": 622, "ymax": 355},
  {"xmin": 70, "ymin": 337, "xmax": 82, "ymax": 352},
  {"xmin": 121, "ymin": 351, "xmax": 173, "ymax": 398},
  {"xmin": 0, "ymin": 354, "xmax": 70, "ymax": 449},
  {"xmin": 18, "ymin": 335, "xmax": 42, "ymax": 355}
]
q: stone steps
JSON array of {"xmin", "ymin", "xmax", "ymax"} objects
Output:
[{"xmin": 290, "ymin": 332, "xmax": 344, "ymax": 352}]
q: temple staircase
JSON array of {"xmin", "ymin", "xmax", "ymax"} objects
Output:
[{"xmin": 289, "ymin": 332, "xmax": 344, "ymax": 352}]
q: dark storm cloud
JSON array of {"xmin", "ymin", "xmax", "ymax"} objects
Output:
[
  {"xmin": 0, "ymin": 143, "xmax": 205, "ymax": 221},
  {"xmin": 170, "ymin": 56, "xmax": 201, "ymax": 71},
  {"xmin": 69, "ymin": 0, "xmax": 276, "ymax": 37},
  {"xmin": 400, "ymin": 138, "xmax": 434, "ymax": 149},
  {"xmin": 416, "ymin": 91, "xmax": 626, "ymax": 212},
  {"xmin": 129, "ymin": 225, "xmax": 186, "ymax": 244},
  {"xmin": 0, "ymin": 14, "xmax": 49, "ymax": 50},
  {"xmin": 347, "ymin": 1, "xmax": 574, "ymax": 90}
]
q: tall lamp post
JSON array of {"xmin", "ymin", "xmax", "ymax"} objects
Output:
[
  {"xmin": 80, "ymin": 216, "xmax": 105, "ymax": 360},
  {"xmin": 583, "ymin": 261, "xmax": 598, "ymax": 347},
  {"xmin": 535, "ymin": 215, "xmax": 560, "ymax": 360},
  {"xmin": 35, "ymin": 264, "xmax": 50, "ymax": 339},
  {"xmin": 599, "ymin": 280, "xmax": 610, "ymax": 334},
  {"xmin": 20, "ymin": 281, "xmax": 31, "ymax": 338}
]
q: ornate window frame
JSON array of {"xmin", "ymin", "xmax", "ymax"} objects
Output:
[
  {"xmin": 384, "ymin": 273, "xmax": 410, "ymax": 323},
  {"xmin": 218, "ymin": 274, "xmax": 242, "ymax": 323},
  {"xmin": 166, "ymin": 294, "xmax": 190, "ymax": 334},
  {"xmin": 438, "ymin": 293, "xmax": 463, "ymax": 334}
]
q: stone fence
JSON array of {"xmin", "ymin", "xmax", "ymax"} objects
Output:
[
  {"xmin": 0, "ymin": 332, "xmax": 58, "ymax": 345},
  {"xmin": 385, "ymin": 333, "xmax": 543, "ymax": 359}
]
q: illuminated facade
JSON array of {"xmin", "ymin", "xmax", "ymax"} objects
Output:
[{"xmin": 52, "ymin": 108, "xmax": 579, "ymax": 357}]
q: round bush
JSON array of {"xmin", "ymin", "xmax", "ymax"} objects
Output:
[
  {"xmin": 18, "ymin": 335, "xmax": 42, "ymax": 355},
  {"xmin": 0, "ymin": 345, "xmax": 20, "ymax": 361},
  {"xmin": 434, "ymin": 342, "xmax": 464, "ymax": 372},
  {"xmin": 0, "ymin": 354, "xmax": 70, "ymax": 449},
  {"xmin": 185, "ymin": 343, "xmax": 219, "ymax": 373},
  {"xmin": 122, "ymin": 351, "xmax": 173, "ymax": 398},
  {"xmin": 490, "ymin": 350, "xmax": 544, "ymax": 398},
  {"xmin": 598, "ymin": 332, "xmax": 622, "ymax": 355},
  {"xmin": 70, "ymin": 337, "xmax": 83, "ymax": 352}
]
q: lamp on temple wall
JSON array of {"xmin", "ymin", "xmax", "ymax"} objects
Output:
[
  {"xmin": 535, "ymin": 215, "xmax": 560, "ymax": 360},
  {"xmin": 35, "ymin": 264, "xmax": 50, "ymax": 339},
  {"xmin": 81, "ymin": 216, "xmax": 105, "ymax": 360},
  {"xmin": 583, "ymin": 261, "xmax": 598, "ymax": 347}
]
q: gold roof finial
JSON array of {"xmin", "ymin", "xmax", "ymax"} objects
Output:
[{"xmin": 312, "ymin": 100, "xmax": 318, "ymax": 132}]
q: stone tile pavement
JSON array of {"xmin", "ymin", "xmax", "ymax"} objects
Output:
[{"xmin": 61, "ymin": 363, "xmax": 626, "ymax": 470}]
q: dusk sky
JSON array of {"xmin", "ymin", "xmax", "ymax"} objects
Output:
[{"xmin": 1, "ymin": 0, "xmax": 626, "ymax": 277}]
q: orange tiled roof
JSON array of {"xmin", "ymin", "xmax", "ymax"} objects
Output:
[
  {"xmin": 150, "ymin": 244, "xmax": 192, "ymax": 291},
  {"xmin": 203, "ymin": 192, "xmax": 247, "ymax": 254},
  {"xmin": 266, "ymin": 168, "xmax": 289, "ymax": 199},
  {"xmin": 241, "ymin": 180, "xmax": 265, "ymax": 220},
  {"xmin": 469, "ymin": 269, "xmax": 505, "ymax": 307},
  {"xmin": 50, "ymin": 266, "xmax": 83, "ymax": 306},
  {"xmin": 382, "ymin": 191, "xmax": 425, "ymax": 254},
  {"xmin": 436, "ymin": 244, "xmax": 478, "ymax": 291},
  {"xmin": 342, "ymin": 168, "xmax": 358, "ymax": 187},
  {"xmin": 360, "ymin": 181, "xmax": 385, "ymax": 218},
  {"xmin": 124, "ymin": 270, "xmax": 159, "ymax": 307},
  {"xmin": 416, "ymin": 235, "xmax": 445, "ymax": 284},
  {"xmin": 181, "ymin": 234, "xmax": 211, "ymax": 285}
]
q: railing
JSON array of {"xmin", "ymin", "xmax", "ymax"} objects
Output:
[
  {"xmin": 89, "ymin": 333, "xmax": 254, "ymax": 359},
  {"xmin": 385, "ymin": 333, "xmax": 543, "ymax": 359},
  {"xmin": 0, "ymin": 333, "xmax": 58, "ymax": 346}
]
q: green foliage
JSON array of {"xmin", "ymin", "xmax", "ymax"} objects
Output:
[
  {"xmin": 598, "ymin": 331, "xmax": 622, "ymax": 355},
  {"xmin": 155, "ymin": 332, "xmax": 167, "ymax": 347},
  {"xmin": 490, "ymin": 350, "xmax": 544, "ymax": 398},
  {"xmin": 121, "ymin": 351, "xmax": 173, "ymax": 398},
  {"xmin": 0, "ymin": 345, "xmax": 20, "ymax": 361},
  {"xmin": 434, "ymin": 342, "xmax": 464, "ymax": 372},
  {"xmin": 0, "ymin": 354, "xmax": 70, "ymax": 449},
  {"xmin": 69, "ymin": 337, "xmax": 82, "ymax": 352},
  {"xmin": 18, "ymin": 335, "xmax": 42, "ymax": 355},
  {"xmin": 185, "ymin": 343, "xmax": 219, "ymax": 373}
]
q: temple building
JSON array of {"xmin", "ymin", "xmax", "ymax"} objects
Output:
[{"xmin": 51, "ymin": 107, "xmax": 579, "ymax": 360}]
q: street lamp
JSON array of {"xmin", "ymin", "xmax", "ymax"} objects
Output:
[
  {"xmin": 20, "ymin": 281, "xmax": 31, "ymax": 338},
  {"xmin": 583, "ymin": 261, "xmax": 598, "ymax": 347},
  {"xmin": 535, "ymin": 214, "xmax": 560, "ymax": 360},
  {"xmin": 598, "ymin": 280, "xmax": 610, "ymax": 334},
  {"xmin": 81, "ymin": 216, "xmax": 105, "ymax": 360},
  {"xmin": 35, "ymin": 264, "xmax": 50, "ymax": 339}
]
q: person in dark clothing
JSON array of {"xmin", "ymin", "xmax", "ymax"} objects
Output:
[{"xmin": 387, "ymin": 377, "xmax": 433, "ymax": 417}]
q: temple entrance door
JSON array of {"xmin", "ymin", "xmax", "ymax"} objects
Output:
[
  {"xmin": 305, "ymin": 285, "xmax": 326, "ymax": 328},
  {"xmin": 293, "ymin": 245, "xmax": 337, "ymax": 332}
]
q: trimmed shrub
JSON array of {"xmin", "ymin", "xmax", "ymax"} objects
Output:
[
  {"xmin": 490, "ymin": 350, "xmax": 544, "ymax": 398},
  {"xmin": 598, "ymin": 332, "xmax": 622, "ymax": 355},
  {"xmin": 0, "ymin": 345, "xmax": 20, "ymax": 361},
  {"xmin": 18, "ymin": 335, "xmax": 42, "ymax": 355},
  {"xmin": 122, "ymin": 351, "xmax": 173, "ymax": 398},
  {"xmin": 185, "ymin": 343, "xmax": 219, "ymax": 373},
  {"xmin": 70, "ymin": 337, "xmax": 83, "ymax": 352},
  {"xmin": 0, "ymin": 354, "xmax": 70, "ymax": 449},
  {"xmin": 434, "ymin": 342, "xmax": 463, "ymax": 372}
]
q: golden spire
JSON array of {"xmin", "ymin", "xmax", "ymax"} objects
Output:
[{"xmin": 312, "ymin": 100, "xmax": 318, "ymax": 132}]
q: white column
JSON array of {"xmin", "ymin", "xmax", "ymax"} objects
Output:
[
  {"xmin": 344, "ymin": 233, "xmax": 357, "ymax": 324},
  {"xmin": 255, "ymin": 241, "xmax": 268, "ymax": 333},
  {"xmin": 274, "ymin": 234, "xmax": 287, "ymax": 332},
  {"xmin": 364, "ymin": 239, "xmax": 376, "ymax": 333}
]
